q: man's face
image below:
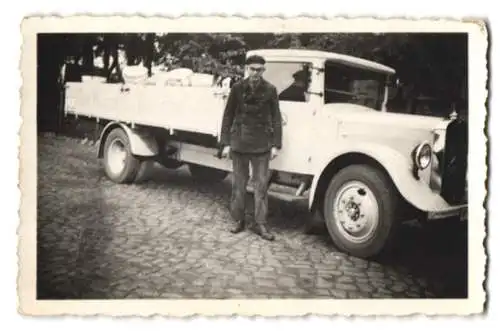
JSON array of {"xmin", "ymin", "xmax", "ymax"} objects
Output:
[{"xmin": 247, "ymin": 64, "xmax": 265, "ymax": 82}]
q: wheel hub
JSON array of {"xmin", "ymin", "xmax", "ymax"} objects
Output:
[
  {"xmin": 107, "ymin": 139, "xmax": 127, "ymax": 175},
  {"xmin": 345, "ymin": 201, "xmax": 361, "ymax": 220}
]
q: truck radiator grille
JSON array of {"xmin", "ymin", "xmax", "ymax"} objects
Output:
[{"xmin": 440, "ymin": 119, "xmax": 468, "ymax": 205}]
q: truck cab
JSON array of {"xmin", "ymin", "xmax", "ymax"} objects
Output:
[
  {"xmin": 245, "ymin": 49, "xmax": 396, "ymax": 176},
  {"xmin": 245, "ymin": 49, "xmax": 468, "ymax": 257}
]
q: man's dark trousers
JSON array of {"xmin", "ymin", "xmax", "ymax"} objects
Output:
[{"xmin": 230, "ymin": 151, "xmax": 270, "ymax": 229}]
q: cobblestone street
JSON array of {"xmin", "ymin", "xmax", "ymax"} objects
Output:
[{"xmin": 36, "ymin": 134, "xmax": 468, "ymax": 300}]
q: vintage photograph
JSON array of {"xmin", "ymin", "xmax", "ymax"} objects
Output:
[{"xmin": 18, "ymin": 17, "xmax": 487, "ymax": 316}]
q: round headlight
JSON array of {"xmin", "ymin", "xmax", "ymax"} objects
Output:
[{"xmin": 414, "ymin": 142, "xmax": 432, "ymax": 169}]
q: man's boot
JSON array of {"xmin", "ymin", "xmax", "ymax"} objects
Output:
[
  {"xmin": 256, "ymin": 224, "xmax": 275, "ymax": 241},
  {"xmin": 230, "ymin": 219, "xmax": 245, "ymax": 234}
]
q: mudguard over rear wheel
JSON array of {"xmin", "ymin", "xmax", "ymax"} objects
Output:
[{"xmin": 323, "ymin": 164, "xmax": 400, "ymax": 259}]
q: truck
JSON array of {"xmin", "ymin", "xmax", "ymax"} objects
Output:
[{"xmin": 63, "ymin": 48, "xmax": 468, "ymax": 259}]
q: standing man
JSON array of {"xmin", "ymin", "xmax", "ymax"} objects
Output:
[{"xmin": 220, "ymin": 55, "xmax": 282, "ymax": 241}]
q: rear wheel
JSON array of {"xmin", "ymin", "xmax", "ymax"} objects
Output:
[
  {"xmin": 323, "ymin": 164, "xmax": 400, "ymax": 259},
  {"xmin": 103, "ymin": 128, "xmax": 141, "ymax": 183},
  {"xmin": 188, "ymin": 164, "xmax": 228, "ymax": 183}
]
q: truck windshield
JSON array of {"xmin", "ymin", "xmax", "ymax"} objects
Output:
[
  {"xmin": 261, "ymin": 61, "xmax": 311, "ymax": 103},
  {"xmin": 324, "ymin": 62, "xmax": 387, "ymax": 110}
]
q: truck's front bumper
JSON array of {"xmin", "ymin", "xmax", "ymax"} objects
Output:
[{"xmin": 427, "ymin": 203, "xmax": 468, "ymax": 221}]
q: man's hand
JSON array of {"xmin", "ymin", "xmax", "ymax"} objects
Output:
[
  {"xmin": 270, "ymin": 147, "xmax": 279, "ymax": 160},
  {"xmin": 221, "ymin": 146, "xmax": 231, "ymax": 158}
]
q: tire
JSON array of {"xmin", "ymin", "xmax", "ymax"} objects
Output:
[
  {"xmin": 188, "ymin": 164, "xmax": 228, "ymax": 183},
  {"xmin": 323, "ymin": 164, "xmax": 399, "ymax": 259},
  {"xmin": 103, "ymin": 128, "xmax": 141, "ymax": 184}
]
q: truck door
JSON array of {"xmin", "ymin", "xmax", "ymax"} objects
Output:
[{"xmin": 261, "ymin": 61, "xmax": 316, "ymax": 174}]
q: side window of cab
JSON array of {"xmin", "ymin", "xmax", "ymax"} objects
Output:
[
  {"xmin": 261, "ymin": 62, "xmax": 311, "ymax": 103},
  {"xmin": 323, "ymin": 61, "xmax": 387, "ymax": 110}
]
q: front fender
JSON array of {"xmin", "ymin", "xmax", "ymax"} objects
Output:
[
  {"xmin": 98, "ymin": 122, "xmax": 159, "ymax": 158},
  {"xmin": 309, "ymin": 142, "xmax": 453, "ymax": 213}
]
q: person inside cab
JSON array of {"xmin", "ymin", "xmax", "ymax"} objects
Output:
[{"xmin": 279, "ymin": 68, "xmax": 309, "ymax": 102}]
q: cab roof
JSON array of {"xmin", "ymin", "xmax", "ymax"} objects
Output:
[{"xmin": 247, "ymin": 48, "xmax": 396, "ymax": 75}]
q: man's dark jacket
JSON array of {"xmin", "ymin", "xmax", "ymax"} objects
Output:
[{"xmin": 220, "ymin": 78, "xmax": 283, "ymax": 154}]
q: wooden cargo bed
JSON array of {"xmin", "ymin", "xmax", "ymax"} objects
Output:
[{"xmin": 64, "ymin": 81, "xmax": 227, "ymax": 139}]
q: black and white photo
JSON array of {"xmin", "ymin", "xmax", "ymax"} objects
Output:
[{"xmin": 18, "ymin": 16, "xmax": 487, "ymax": 316}]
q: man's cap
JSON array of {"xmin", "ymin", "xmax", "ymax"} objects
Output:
[{"xmin": 245, "ymin": 55, "xmax": 266, "ymax": 65}]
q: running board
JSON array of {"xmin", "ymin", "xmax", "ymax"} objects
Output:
[{"xmin": 246, "ymin": 184, "xmax": 309, "ymax": 203}]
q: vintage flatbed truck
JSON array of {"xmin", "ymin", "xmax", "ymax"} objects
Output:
[{"xmin": 63, "ymin": 48, "xmax": 468, "ymax": 258}]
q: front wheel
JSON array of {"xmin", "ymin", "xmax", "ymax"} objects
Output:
[
  {"xmin": 323, "ymin": 164, "xmax": 400, "ymax": 259},
  {"xmin": 103, "ymin": 128, "xmax": 141, "ymax": 184}
]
